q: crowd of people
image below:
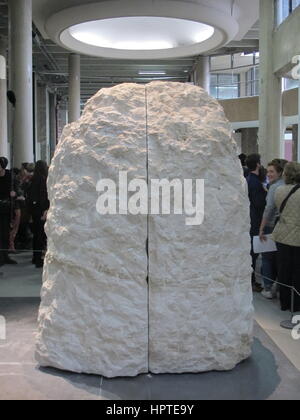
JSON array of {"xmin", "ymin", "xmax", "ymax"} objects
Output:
[
  {"xmin": 240, "ymin": 153, "xmax": 300, "ymax": 313},
  {"xmin": 1, "ymin": 152, "xmax": 300, "ymax": 314},
  {"xmin": 0, "ymin": 157, "xmax": 49, "ymax": 271}
]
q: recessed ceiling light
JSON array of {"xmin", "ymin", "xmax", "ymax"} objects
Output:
[
  {"xmin": 46, "ymin": 0, "xmax": 240, "ymax": 59},
  {"xmin": 241, "ymin": 52, "xmax": 260, "ymax": 57},
  {"xmin": 139, "ymin": 71, "xmax": 166, "ymax": 75},
  {"xmin": 68, "ymin": 17, "xmax": 215, "ymax": 51}
]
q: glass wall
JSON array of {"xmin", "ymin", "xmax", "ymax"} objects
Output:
[
  {"xmin": 246, "ymin": 67, "xmax": 260, "ymax": 96},
  {"xmin": 276, "ymin": 0, "xmax": 300, "ymax": 26},
  {"xmin": 283, "ymin": 77, "xmax": 299, "ymax": 90},
  {"xmin": 210, "ymin": 74, "xmax": 240, "ymax": 99}
]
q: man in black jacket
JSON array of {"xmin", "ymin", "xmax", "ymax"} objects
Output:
[
  {"xmin": 0, "ymin": 157, "xmax": 17, "ymax": 267},
  {"xmin": 246, "ymin": 154, "xmax": 267, "ymax": 292},
  {"xmin": 27, "ymin": 160, "xmax": 49, "ymax": 268}
]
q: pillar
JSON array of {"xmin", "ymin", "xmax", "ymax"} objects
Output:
[
  {"xmin": 194, "ymin": 56, "xmax": 210, "ymax": 92},
  {"xmin": 36, "ymin": 82, "xmax": 47, "ymax": 162},
  {"xmin": 57, "ymin": 100, "xmax": 68, "ymax": 140},
  {"xmin": 68, "ymin": 54, "xmax": 81, "ymax": 123},
  {"xmin": 0, "ymin": 38, "xmax": 8, "ymax": 158},
  {"xmin": 258, "ymin": 0, "xmax": 282, "ymax": 164},
  {"xmin": 49, "ymin": 92, "xmax": 57, "ymax": 161},
  {"xmin": 240, "ymin": 128, "xmax": 259, "ymax": 155},
  {"xmin": 8, "ymin": 0, "xmax": 34, "ymax": 167}
]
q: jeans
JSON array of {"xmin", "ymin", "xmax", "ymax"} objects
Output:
[
  {"xmin": 261, "ymin": 252, "xmax": 277, "ymax": 291},
  {"xmin": 261, "ymin": 226, "xmax": 278, "ymax": 291},
  {"xmin": 250, "ymin": 235, "xmax": 259, "ymax": 284}
]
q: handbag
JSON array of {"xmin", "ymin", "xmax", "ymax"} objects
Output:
[
  {"xmin": 0, "ymin": 199, "xmax": 11, "ymax": 214},
  {"xmin": 275, "ymin": 184, "xmax": 300, "ymax": 226}
]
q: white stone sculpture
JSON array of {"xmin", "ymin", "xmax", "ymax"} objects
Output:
[{"xmin": 36, "ymin": 81, "xmax": 253, "ymax": 377}]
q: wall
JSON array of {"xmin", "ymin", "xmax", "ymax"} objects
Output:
[
  {"xmin": 219, "ymin": 88, "xmax": 299, "ymax": 123},
  {"xmin": 273, "ymin": 7, "xmax": 300, "ymax": 76},
  {"xmin": 219, "ymin": 96, "xmax": 259, "ymax": 122}
]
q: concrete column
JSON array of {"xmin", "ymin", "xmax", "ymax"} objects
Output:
[
  {"xmin": 194, "ymin": 56, "xmax": 210, "ymax": 92},
  {"xmin": 0, "ymin": 38, "xmax": 8, "ymax": 158},
  {"xmin": 57, "ymin": 101, "xmax": 68, "ymax": 140},
  {"xmin": 240, "ymin": 128, "xmax": 259, "ymax": 155},
  {"xmin": 49, "ymin": 92, "xmax": 57, "ymax": 160},
  {"xmin": 36, "ymin": 82, "xmax": 47, "ymax": 162},
  {"xmin": 258, "ymin": 0, "xmax": 282, "ymax": 164},
  {"xmin": 8, "ymin": 0, "xmax": 34, "ymax": 167},
  {"xmin": 232, "ymin": 132, "xmax": 242, "ymax": 155},
  {"xmin": 68, "ymin": 54, "xmax": 81, "ymax": 123}
]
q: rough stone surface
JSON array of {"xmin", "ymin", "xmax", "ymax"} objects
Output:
[
  {"xmin": 36, "ymin": 81, "xmax": 253, "ymax": 377},
  {"xmin": 36, "ymin": 84, "xmax": 149, "ymax": 377},
  {"xmin": 147, "ymin": 83, "xmax": 253, "ymax": 373}
]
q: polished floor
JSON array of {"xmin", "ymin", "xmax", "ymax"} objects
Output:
[{"xmin": 0, "ymin": 252, "xmax": 300, "ymax": 400}]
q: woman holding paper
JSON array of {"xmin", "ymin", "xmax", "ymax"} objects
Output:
[
  {"xmin": 272, "ymin": 162, "xmax": 300, "ymax": 312},
  {"xmin": 259, "ymin": 160, "xmax": 287, "ymax": 299}
]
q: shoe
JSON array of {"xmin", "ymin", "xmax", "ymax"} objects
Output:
[
  {"xmin": 252, "ymin": 283, "xmax": 263, "ymax": 293},
  {"xmin": 4, "ymin": 258, "xmax": 18, "ymax": 265},
  {"xmin": 261, "ymin": 290, "xmax": 273, "ymax": 300}
]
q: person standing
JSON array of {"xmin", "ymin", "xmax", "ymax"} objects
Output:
[
  {"xmin": 0, "ymin": 157, "xmax": 17, "ymax": 266},
  {"xmin": 246, "ymin": 154, "xmax": 267, "ymax": 292},
  {"xmin": 27, "ymin": 161, "xmax": 49, "ymax": 268},
  {"xmin": 259, "ymin": 159, "xmax": 287, "ymax": 299},
  {"xmin": 239, "ymin": 153, "xmax": 249, "ymax": 178},
  {"xmin": 272, "ymin": 162, "xmax": 300, "ymax": 312}
]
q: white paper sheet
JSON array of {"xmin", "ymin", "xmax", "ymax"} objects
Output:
[{"xmin": 253, "ymin": 235, "xmax": 278, "ymax": 254}]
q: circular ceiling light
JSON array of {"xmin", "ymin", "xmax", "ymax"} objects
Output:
[
  {"xmin": 46, "ymin": 0, "xmax": 239, "ymax": 59},
  {"xmin": 67, "ymin": 17, "xmax": 215, "ymax": 51}
]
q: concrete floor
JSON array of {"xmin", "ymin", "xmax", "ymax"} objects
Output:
[{"xmin": 0, "ymin": 252, "xmax": 300, "ymax": 400}]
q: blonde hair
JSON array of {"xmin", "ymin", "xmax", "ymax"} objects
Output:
[{"xmin": 284, "ymin": 162, "xmax": 300, "ymax": 185}]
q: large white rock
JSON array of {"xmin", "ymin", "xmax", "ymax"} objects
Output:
[
  {"xmin": 146, "ymin": 82, "xmax": 253, "ymax": 373},
  {"xmin": 36, "ymin": 84, "xmax": 149, "ymax": 377},
  {"xmin": 36, "ymin": 81, "xmax": 253, "ymax": 377}
]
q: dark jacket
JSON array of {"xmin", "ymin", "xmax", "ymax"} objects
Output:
[
  {"xmin": 0, "ymin": 170, "xmax": 21, "ymax": 213},
  {"xmin": 247, "ymin": 172, "xmax": 267, "ymax": 236},
  {"xmin": 0, "ymin": 170, "xmax": 12, "ymax": 200},
  {"xmin": 27, "ymin": 176, "xmax": 50, "ymax": 214}
]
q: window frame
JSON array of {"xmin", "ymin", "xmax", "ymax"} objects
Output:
[{"xmin": 210, "ymin": 73, "xmax": 240, "ymax": 100}]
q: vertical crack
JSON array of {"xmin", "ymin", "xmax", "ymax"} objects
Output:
[{"xmin": 145, "ymin": 86, "xmax": 150, "ymax": 372}]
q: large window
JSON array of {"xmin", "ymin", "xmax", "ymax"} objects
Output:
[
  {"xmin": 283, "ymin": 77, "xmax": 299, "ymax": 90},
  {"xmin": 210, "ymin": 74, "xmax": 240, "ymax": 99},
  {"xmin": 246, "ymin": 67, "xmax": 260, "ymax": 97},
  {"xmin": 276, "ymin": 0, "xmax": 300, "ymax": 26}
]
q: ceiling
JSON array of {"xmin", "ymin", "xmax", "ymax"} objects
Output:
[{"xmin": 0, "ymin": 0, "xmax": 260, "ymax": 104}]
